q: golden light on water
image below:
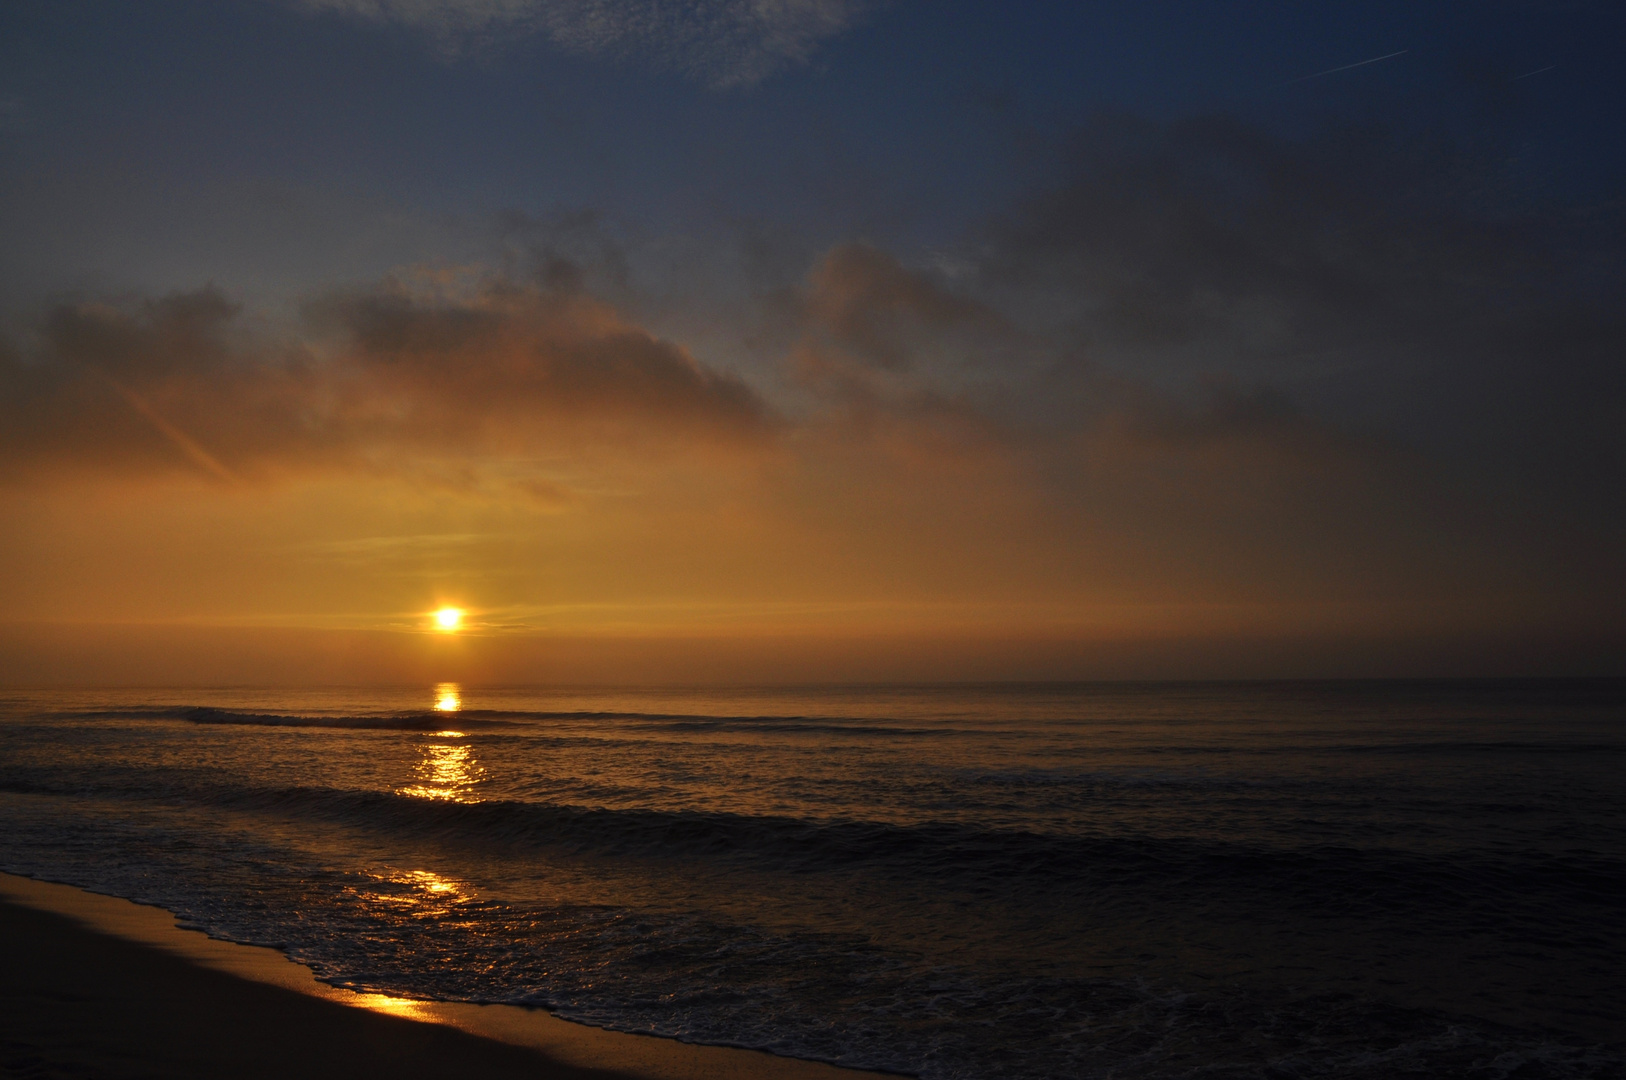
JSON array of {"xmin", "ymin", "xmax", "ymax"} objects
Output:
[
  {"xmin": 433, "ymin": 682, "xmax": 462, "ymax": 712},
  {"xmin": 433, "ymin": 607, "xmax": 463, "ymax": 631},
  {"xmin": 397, "ymin": 714, "xmax": 484, "ymax": 802},
  {"xmin": 390, "ymin": 868, "xmax": 463, "ymax": 898},
  {"xmin": 398, "ymin": 742, "xmax": 479, "ymax": 800},
  {"xmin": 364, "ymin": 868, "xmax": 466, "ymax": 905},
  {"xmin": 353, "ymin": 868, "xmax": 469, "ymax": 926}
]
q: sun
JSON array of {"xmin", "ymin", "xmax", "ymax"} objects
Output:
[{"xmin": 433, "ymin": 607, "xmax": 463, "ymax": 632}]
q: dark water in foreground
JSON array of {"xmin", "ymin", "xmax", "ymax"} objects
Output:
[{"xmin": 1, "ymin": 681, "xmax": 1622, "ymax": 1078}]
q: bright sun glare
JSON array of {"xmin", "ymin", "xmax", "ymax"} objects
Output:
[{"xmin": 433, "ymin": 607, "xmax": 463, "ymax": 631}]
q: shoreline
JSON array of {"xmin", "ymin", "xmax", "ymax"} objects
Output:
[{"xmin": 0, "ymin": 872, "xmax": 892, "ymax": 1080}]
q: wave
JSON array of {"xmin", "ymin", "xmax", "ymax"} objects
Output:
[
  {"xmin": 66, "ymin": 706, "xmax": 527, "ymax": 730},
  {"xmin": 1302, "ymin": 739, "xmax": 1626, "ymax": 756},
  {"xmin": 66, "ymin": 704, "xmax": 955, "ymax": 737},
  {"xmin": 6, "ymin": 767, "xmax": 1623, "ymax": 934},
  {"xmin": 182, "ymin": 707, "xmax": 527, "ymax": 730},
  {"xmin": 66, "ymin": 704, "xmax": 1626, "ymax": 750}
]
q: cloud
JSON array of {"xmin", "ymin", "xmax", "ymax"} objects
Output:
[
  {"xmin": 750, "ymin": 113, "xmax": 1626, "ymax": 617},
  {"xmin": 0, "ymin": 273, "xmax": 773, "ymax": 490},
  {"xmin": 951, "ymin": 112, "xmax": 1626, "ymax": 500},
  {"xmin": 297, "ymin": 0, "xmax": 869, "ymax": 86},
  {"xmin": 780, "ymin": 231, "xmax": 1391, "ymax": 467},
  {"xmin": 3, "ymin": 110, "xmax": 1621, "ymax": 645},
  {"xmin": 799, "ymin": 242, "xmax": 1014, "ymax": 372}
]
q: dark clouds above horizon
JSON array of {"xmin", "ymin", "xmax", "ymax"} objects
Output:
[
  {"xmin": 0, "ymin": 0, "xmax": 1622, "ymax": 674},
  {"xmin": 294, "ymin": 0, "xmax": 871, "ymax": 86}
]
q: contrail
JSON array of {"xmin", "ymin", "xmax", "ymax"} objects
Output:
[
  {"xmin": 1513, "ymin": 65, "xmax": 1555, "ymax": 80},
  {"xmin": 1284, "ymin": 49, "xmax": 1408, "ymax": 86},
  {"xmin": 112, "ymin": 382, "xmax": 236, "ymax": 482}
]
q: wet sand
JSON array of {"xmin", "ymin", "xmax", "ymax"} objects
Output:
[{"xmin": 0, "ymin": 873, "xmax": 887, "ymax": 1080}]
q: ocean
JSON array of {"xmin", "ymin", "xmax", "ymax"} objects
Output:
[{"xmin": 1, "ymin": 681, "xmax": 1622, "ymax": 1078}]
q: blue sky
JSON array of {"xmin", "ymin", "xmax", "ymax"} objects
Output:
[{"xmin": 3, "ymin": 1, "xmax": 1617, "ymax": 313}]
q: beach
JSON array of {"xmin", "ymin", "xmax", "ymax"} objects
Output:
[
  {"xmin": 1, "ymin": 897, "xmax": 588, "ymax": 1079},
  {"xmin": 0, "ymin": 873, "xmax": 880, "ymax": 1080}
]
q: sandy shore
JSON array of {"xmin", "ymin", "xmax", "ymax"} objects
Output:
[{"xmin": 0, "ymin": 873, "xmax": 889, "ymax": 1080}]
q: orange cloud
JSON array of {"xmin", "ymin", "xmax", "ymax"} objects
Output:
[{"xmin": 0, "ymin": 277, "xmax": 772, "ymax": 494}]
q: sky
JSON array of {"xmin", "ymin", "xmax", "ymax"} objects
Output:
[{"xmin": 1, "ymin": 0, "xmax": 1622, "ymax": 684}]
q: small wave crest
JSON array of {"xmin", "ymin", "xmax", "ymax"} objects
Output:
[
  {"xmin": 9, "ymin": 764, "xmax": 1624, "ymax": 935},
  {"xmin": 62, "ymin": 705, "xmax": 518, "ymax": 730},
  {"xmin": 179, "ymin": 707, "xmax": 522, "ymax": 731},
  {"xmin": 68, "ymin": 704, "xmax": 951, "ymax": 737}
]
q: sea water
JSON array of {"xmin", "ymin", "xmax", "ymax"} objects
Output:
[{"xmin": 1, "ymin": 681, "xmax": 1622, "ymax": 1078}]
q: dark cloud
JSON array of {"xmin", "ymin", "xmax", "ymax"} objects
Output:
[
  {"xmin": 919, "ymin": 113, "xmax": 1626, "ymax": 520},
  {"xmin": 753, "ymin": 112, "xmax": 1625, "ymax": 620},
  {"xmin": 0, "ymin": 276, "xmax": 773, "ymax": 486},
  {"xmin": 781, "ymin": 242, "xmax": 1034, "ymax": 420},
  {"xmin": 799, "ymin": 243, "xmax": 1010, "ymax": 371},
  {"xmin": 297, "ymin": 0, "xmax": 871, "ymax": 87}
]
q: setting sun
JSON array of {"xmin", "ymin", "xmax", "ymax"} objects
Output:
[{"xmin": 433, "ymin": 607, "xmax": 463, "ymax": 632}]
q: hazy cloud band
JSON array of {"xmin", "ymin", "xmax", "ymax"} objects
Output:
[{"xmin": 296, "ymin": 0, "xmax": 868, "ymax": 85}]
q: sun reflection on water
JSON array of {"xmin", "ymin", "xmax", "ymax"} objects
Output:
[
  {"xmin": 397, "ymin": 739, "xmax": 485, "ymax": 802},
  {"xmin": 397, "ymin": 692, "xmax": 485, "ymax": 802},
  {"xmin": 345, "ymin": 868, "xmax": 471, "ymax": 923},
  {"xmin": 382, "ymin": 868, "xmax": 464, "ymax": 901}
]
